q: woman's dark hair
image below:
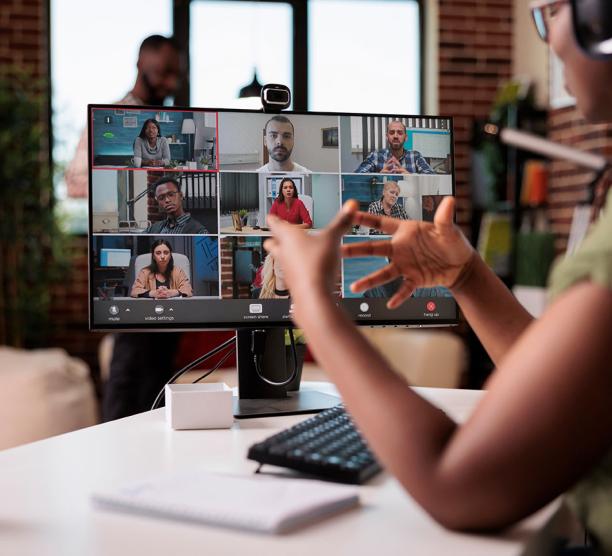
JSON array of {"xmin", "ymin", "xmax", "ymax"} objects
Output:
[
  {"xmin": 277, "ymin": 178, "xmax": 299, "ymax": 202},
  {"xmin": 138, "ymin": 118, "xmax": 162, "ymax": 140},
  {"xmin": 148, "ymin": 239, "xmax": 174, "ymax": 283}
]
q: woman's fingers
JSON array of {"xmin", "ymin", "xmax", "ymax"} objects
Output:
[
  {"xmin": 387, "ymin": 279, "xmax": 416, "ymax": 309},
  {"xmin": 328, "ymin": 200, "xmax": 359, "ymax": 241},
  {"xmin": 341, "ymin": 239, "xmax": 393, "ymax": 259},
  {"xmin": 350, "ymin": 263, "xmax": 400, "ymax": 293},
  {"xmin": 262, "ymin": 237, "xmax": 278, "ymax": 255},
  {"xmin": 266, "ymin": 215, "xmax": 303, "ymax": 249},
  {"xmin": 433, "ymin": 195, "xmax": 455, "ymax": 232},
  {"xmin": 352, "ymin": 211, "xmax": 401, "ymax": 235}
]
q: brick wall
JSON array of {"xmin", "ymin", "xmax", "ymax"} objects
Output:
[
  {"xmin": 0, "ymin": 0, "xmax": 47, "ymax": 78},
  {"xmin": 546, "ymin": 106, "xmax": 612, "ymax": 253},
  {"xmin": 437, "ymin": 0, "xmax": 514, "ymax": 230}
]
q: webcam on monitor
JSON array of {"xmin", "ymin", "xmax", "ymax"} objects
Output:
[{"xmin": 261, "ymin": 84, "xmax": 291, "ymax": 111}]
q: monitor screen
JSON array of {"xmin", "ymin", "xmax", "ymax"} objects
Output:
[{"xmin": 88, "ymin": 105, "xmax": 456, "ymax": 330}]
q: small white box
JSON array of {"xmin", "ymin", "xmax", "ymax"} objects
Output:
[{"xmin": 165, "ymin": 383, "xmax": 233, "ymax": 430}]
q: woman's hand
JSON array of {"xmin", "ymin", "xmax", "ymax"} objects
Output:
[
  {"xmin": 342, "ymin": 196, "xmax": 475, "ymax": 308},
  {"xmin": 154, "ymin": 286, "xmax": 179, "ymax": 299},
  {"xmin": 264, "ymin": 200, "xmax": 358, "ymax": 302}
]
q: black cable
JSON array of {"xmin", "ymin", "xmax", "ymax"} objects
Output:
[
  {"xmin": 150, "ymin": 336, "xmax": 236, "ymax": 410},
  {"xmin": 253, "ymin": 328, "xmax": 299, "ymax": 387},
  {"xmin": 191, "ymin": 348, "xmax": 234, "ymax": 384}
]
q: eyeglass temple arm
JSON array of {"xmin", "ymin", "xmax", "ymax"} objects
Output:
[{"xmin": 485, "ymin": 125, "xmax": 610, "ymax": 172}]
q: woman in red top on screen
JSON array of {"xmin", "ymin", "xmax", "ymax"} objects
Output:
[{"xmin": 268, "ymin": 178, "xmax": 312, "ymax": 229}]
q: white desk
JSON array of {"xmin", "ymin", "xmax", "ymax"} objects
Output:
[{"xmin": 0, "ymin": 385, "xmax": 564, "ymax": 556}]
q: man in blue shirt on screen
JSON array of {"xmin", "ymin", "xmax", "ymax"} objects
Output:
[{"xmin": 355, "ymin": 120, "xmax": 434, "ymax": 174}]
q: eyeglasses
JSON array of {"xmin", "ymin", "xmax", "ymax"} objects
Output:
[
  {"xmin": 531, "ymin": 0, "xmax": 612, "ymax": 58},
  {"xmin": 530, "ymin": 0, "xmax": 568, "ymax": 42},
  {"xmin": 155, "ymin": 190, "xmax": 178, "ymax": 202}
]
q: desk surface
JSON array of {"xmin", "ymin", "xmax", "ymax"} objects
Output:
[
  {"xmin": 219, "ymin": 225, "xmax": 273, "ymax": 236},
  {"xmin": 0, "ymin": 384, "xmax": 559, "ymax": 556}
]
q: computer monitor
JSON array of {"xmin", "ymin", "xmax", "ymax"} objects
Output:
[{"xmin": 88, "ymin": 104, "xmax": 456, "ymax": 416}]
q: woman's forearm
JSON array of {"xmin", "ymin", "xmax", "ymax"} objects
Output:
[
  {"xmin": 292, "ymin": 292, "xmax": 459, "ymax": 516},
  {"xmin": 451, "ymin": 254, "xmax": 533, "ymax": 366}
]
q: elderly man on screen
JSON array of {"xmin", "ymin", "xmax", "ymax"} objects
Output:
[
  {"xmin": 366, "ymin": 181, "xmax": 408, "ymax": 235},
  {"xmin": 355, "ymin": 120, "xmax": 434, "ymax": 175}
]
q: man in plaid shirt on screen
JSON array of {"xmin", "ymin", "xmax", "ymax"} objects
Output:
[
  {"xmin": 366, "ymin": 181, "xmax": 409, "ymax": 235},
  {"xmin": 355, "ymin": 120, "xmax": 434, "ymax": 174}
]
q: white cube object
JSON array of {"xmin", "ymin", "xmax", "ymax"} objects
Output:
[{"xmin": 165, "ymin": 383, "xmax": 233, "ymax": 430}]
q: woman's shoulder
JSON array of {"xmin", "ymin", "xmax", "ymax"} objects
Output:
[
  {"xmin": 172, "ymin": 265, "xmax": 187, "ymax": 278},
  {"xmin": 549, "ymin": 188, "xmax": 612, "ymax": 299}
]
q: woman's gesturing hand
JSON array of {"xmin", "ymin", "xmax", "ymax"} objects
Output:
[
  {"xmin": 342, "ymin": 196, "xmax": 475, "ymax": 309},
  {"xmin": 263, "ymin": 201, "xmax": 358, "ymax": 303}
]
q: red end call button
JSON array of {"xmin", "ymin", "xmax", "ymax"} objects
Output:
[{"xmin": 426, "ymin": 301, "xmax": 436, "ymax": 312}]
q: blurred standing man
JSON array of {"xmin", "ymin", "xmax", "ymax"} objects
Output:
[
  {"xmin": 355, "ymin": 120, "xmax": 434, "ymax": 174},
  {"xmin": 64, "ymin": 35, "xmax": 183, "ymax": 422},
  {"xmin": 64, "ymin": 35, "xmax": 182, "ymax": 194}
]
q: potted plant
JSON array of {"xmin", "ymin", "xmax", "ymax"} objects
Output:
[
  {"xmin": 0, "ymin": 71, "xmax": 68, "ymax": 347},
  {"xmin": 238, "ymin": 209, "xmax": 249, "ymax": 227}
]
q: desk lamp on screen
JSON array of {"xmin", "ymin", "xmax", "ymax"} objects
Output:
[{"xmin": 87, "ymin": 89, "xmax": 457, "ymax": 418}]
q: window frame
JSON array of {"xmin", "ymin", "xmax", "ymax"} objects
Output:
[{"xmin": 174, "ymin": 0, "xmax": 425, "ymax": 112}]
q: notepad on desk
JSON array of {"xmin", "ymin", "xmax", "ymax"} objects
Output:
[{"xmin": 92, "ymin": 470, "xmax": 360, "ymax": 534}]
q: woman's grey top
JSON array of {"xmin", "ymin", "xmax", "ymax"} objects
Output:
[{"xmin": 133, "ymin": 136, "xmax": 171, "ymax": 167}]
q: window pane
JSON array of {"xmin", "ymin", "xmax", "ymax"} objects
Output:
[
  {"xmin": 51, "ymin": 0, "xmax": 172, "ymax": 228},
  {"xmin": 191, "ymin": 1, "xmax": 293, "ymax": 110},
  {"xmin": 309, "ymin": 0, "xmax": 420, "ymax": 114}
]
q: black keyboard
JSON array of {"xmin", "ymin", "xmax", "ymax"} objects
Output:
[{"xmin": 247, "ymin": 405, "xmax": 382, "ymax": 484}]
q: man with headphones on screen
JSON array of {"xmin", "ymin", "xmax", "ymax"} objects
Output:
[{"xmin": 264, "ymin": 2, "xmax": 612, "ymax": 552}]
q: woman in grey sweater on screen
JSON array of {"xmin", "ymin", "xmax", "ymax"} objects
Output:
[{"xmin": 133, "ymin": 118, "xmax": 170, "ymax": 167}]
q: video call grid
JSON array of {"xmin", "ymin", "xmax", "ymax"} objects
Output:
[{"xmin": 89, "ymin": 106, "xmax": 454, "ymax": 313}]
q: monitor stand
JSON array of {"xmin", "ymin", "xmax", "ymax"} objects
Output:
[{"xmin": 233, "ymin": 328, "xmax": 340, "ymax": 419}]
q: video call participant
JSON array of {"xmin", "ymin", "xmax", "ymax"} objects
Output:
[
  {"xmin": 355, "ymin": 120, "xmax": 434, "ymax": 174},
  {"xmin": 258, "ymin": 116, "xmax": 311, "ymax": 173},
  {"xmin": 65, "ymin": 35, "xmax": 182, "ymax": 193},
  {"xmin": 264, "ymin": 2, "xmax": 612, "ymax": 549},
  {"xmin": 268, "ymin": 178, "xmax": 312, "ymax": 229},
  {"xmin": 133, "ymin": 119, "xmax": 171, "ymax": 168},
  {"xmin": 131, "ymin": 239, "xmax": 193, "ymax": 298},
  {"xmin": 146, "ymin": 176, "xmax": 208, "ymax": 234},
  {"xmin": 366, "ymin": 181, "xmax": 408, "ymax": 234},
  {"xmin": 258, "ymin": 254, "xmax": 290, "ymax": 299}
]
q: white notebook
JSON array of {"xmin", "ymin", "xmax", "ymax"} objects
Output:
[{"xmin": 92, "ymin": 470, "xmax": 360, "ymax": 534}]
